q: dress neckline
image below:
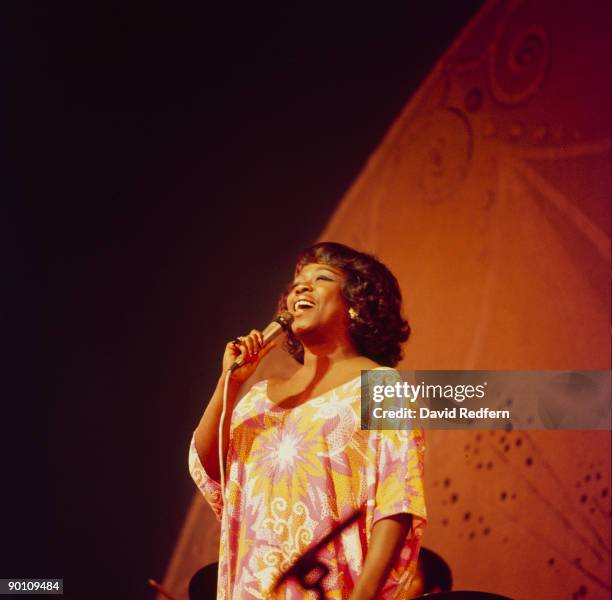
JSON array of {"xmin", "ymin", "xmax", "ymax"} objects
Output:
[{"xmin": 261, "ymin": 366, "xmax": 393, "ymax": 408}]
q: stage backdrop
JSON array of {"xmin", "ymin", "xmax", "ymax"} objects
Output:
[{"xmin": 162, "ymin": 0, "xmax": 611, "ymax": 598}]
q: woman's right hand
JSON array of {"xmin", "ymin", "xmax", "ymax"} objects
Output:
[{"xmin": 221, "ymin": 329, "xmax": 276, "ymax": 383}]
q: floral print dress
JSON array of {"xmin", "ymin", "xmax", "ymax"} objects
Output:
[{"xmin": 189, "ymin": 368, "xmax": 427, "ymax": 599}]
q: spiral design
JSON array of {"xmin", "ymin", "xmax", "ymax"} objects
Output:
[{"xmin": 489, "ymin": 17, "xmax": 550, "ymax": 106}]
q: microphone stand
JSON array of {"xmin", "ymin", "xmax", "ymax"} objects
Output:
[{"xmin": 272, "ymin": 509, "xmax": 363, "ymax": 599}]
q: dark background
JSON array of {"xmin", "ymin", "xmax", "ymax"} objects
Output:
[{"xmin": 4, "ymin": 2, "xmax": 482, "ymax": 598}]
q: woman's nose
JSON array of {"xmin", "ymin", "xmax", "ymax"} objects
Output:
[{"xmin": 294, "ymin": 282, "xmax": 312, "ymax": 294}]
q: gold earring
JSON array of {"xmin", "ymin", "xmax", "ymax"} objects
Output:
[{"xmin": 348, "ymin": 307, "xmax": 359, "ymax": 320}]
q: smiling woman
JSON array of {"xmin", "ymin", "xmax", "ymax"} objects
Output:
[
  {"xmin": 280, "ymin": 243, "xmax": 410, "ymax": 367},
  {"xmin": 190, "ymin": 242, "xmax": 426, "ymax": 599},
  {"xmin": 287, "ymin": 263, "xmax": 348, "ymax": 340}
]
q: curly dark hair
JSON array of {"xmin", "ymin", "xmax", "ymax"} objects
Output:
[{"xmin": 277, "ymin": 242, "xmax": 410, "ymax": 367}]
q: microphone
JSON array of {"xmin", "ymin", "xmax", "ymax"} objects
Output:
[{"xmin": 229, "ymin": 311, "xmax": 294, "ymax": 372}]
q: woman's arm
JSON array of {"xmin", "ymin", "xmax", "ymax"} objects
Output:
[
  {"xmin": 194, "ymin": 371, "xmax": 242, "ymax": 482},
  {"xmin": 349, "ymin": 513, "xmax": 413, "ymax": 600},
  {"xmin": 193, "ymin": 331, "xmax": 274, "ymax": 482}
]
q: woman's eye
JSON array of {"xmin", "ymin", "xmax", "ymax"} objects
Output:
[{"xmin": 317, "ymin": 275, "xmax": 333, "ymax": 281}]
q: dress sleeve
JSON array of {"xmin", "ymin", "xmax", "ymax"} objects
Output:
[
  {"xmin": 188, "ymin": 431, "xmax": 224, "ymax": 521},
  {"xmin": 371, "ymin": 427, "xmax": 427, "ymax": 526},
  {"xmin": 368, "ymin": 427, "xmax": 427, "ymax": 598},
  {"xmin": 366, "ymin": 368, "xmax": 426, "ymax": 525},
  {"xmin": 365, "ymin": 369, "xmax": 427, "ymax": 597}
]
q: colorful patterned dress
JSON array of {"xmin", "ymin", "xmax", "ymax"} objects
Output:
[{"xmin": 189, "ymin": 367, "xmax": 427, "ymax": 599}]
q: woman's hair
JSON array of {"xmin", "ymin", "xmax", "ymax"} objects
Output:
[{"xmin": 278, "ymin": 241, "xmax": 410, "ymax": 367}]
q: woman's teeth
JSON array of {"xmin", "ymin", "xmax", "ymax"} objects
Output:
[{"xmin": 294, "ymin": 299, "xmax": 315, "ymax": 311}]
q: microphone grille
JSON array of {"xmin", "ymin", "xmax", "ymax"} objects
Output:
[{"xmin": 276, "ymin": 311, "xmax": 294, "ymax": 329}]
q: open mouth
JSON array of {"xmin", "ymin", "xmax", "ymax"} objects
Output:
[{"xmin": 294, "ymin": 299, "xmax": 315, "ymax": 313}]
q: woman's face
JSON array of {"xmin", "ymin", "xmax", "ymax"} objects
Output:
[{"xmin": 286, "ymin": 262, "xmax": 349, "ymax": 338}]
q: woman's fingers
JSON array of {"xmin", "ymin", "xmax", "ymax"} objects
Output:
[
  {"xmin": 223, "ymin": 335, "xmax": 276, "ymax": 379},
  {"xmin": 243, "ymin": 331, "xmax": 256, "ymax": 357},
  {"xmin": 225, "ymin": 340, "xmax": 241, "ymax": 357},
  {"xmin": 249, "ymin": 329, "xmax": 264, "ymax": 356},
  {"xmin": 233, "ymin": 330, "xmax": 264, "ymax": 362}
]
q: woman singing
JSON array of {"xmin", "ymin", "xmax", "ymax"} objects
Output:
[{"xmin": 189, "ymin": 242, "xmax": 427, "ymax": 599}]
